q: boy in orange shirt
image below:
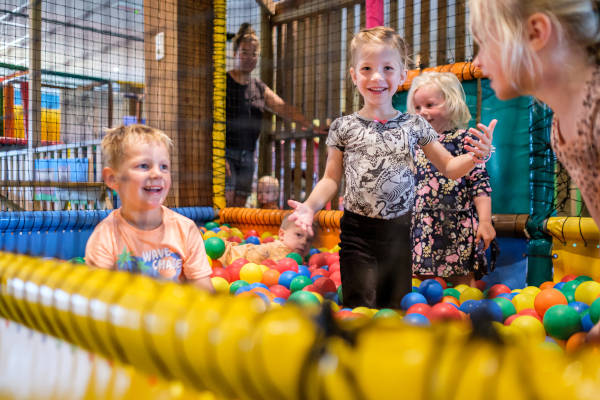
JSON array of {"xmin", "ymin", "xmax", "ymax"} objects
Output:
[
  {"xmin": 85, "ymin": 124, "xmax": 214, "ymax": 292},
  {"xmin": 219, "ymin": 215, "xmax": 315, "ymax": 265}
]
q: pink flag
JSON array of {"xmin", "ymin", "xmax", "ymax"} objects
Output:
[{"xmin": 366, "ymin": 0, "xmax": 383, "ymax": 28}]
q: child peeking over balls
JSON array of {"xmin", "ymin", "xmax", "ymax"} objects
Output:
[
  {"xmin": 85, "ymin": 124, "xmax": 214, "ymax": 293},
  {"xmin": 219, "ymin": 214, "xmax": 316, "ymax": 266}
]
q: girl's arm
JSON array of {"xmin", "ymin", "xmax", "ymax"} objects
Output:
[
  {"xmin": 474, "ymin": 195, "xmax": 495, "ymax": 250},
  {"xmin": 288, "ymin": 147, "xmax": 344, "ymax": 235},
  {"xmin": 422, "ymin": 120, "xmax": 496, "ymax": 180}
]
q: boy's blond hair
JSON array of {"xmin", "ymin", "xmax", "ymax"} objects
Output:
[
  {"xmin": 280, "ymin": 213, "xmax": 318, "ymax": 233},
  {"xmin": 102, "ymin": 124, "xmax": 173, "ymax": 169},
  {"xmin": 350, "ymin": 26, "xmax": 411, "ymax": 70},
  {"xmin": 469, "ymin": 0, "xmax": 600, "ymax": 92},
  {"xmin": 257, "ymin": 175, "xmax": 279, "ymax": 192},
  {"xmin": 407, "ymin": 72, "xmax": 472, "ymax": 129}
]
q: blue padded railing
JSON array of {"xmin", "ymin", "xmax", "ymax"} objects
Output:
[{"xmin": 0, "ymin": 207, "xmax": 216, "ymax": 260}]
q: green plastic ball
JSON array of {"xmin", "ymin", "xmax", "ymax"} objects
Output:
[
  {"xmin": 286, "ymin": 252, "xmax": 304, "ymax": 266},
  {"xmin": 491, "ymin": 297, "xmax": 516, "ymax": 321},
  {"xmin": 337, "ymin": 285, "xmax": 343, "ymax": 304},
  {"xmin": 562, "ymin": 280, "xmax": 581, "ymax": 294},
  {"xmin": 561, "ymin": 288, "xmax": 576, "ymax": 304},
  {"xmin": 289, "ymin": 275, "xmax": 312, "ymax": 292},
  {"xmin": 443, "ymin": 288, "xmax": 461, "ymax": 300},
  {"xmin": 373, "ymin": 308, "xmax": 399, "ymax": 318},
  {"xmin": 575, "ymin": 275, "xmax": 594, "ymax": 283},
  {"xmin": 229, "ymin": 280, "xmax": 249, "ymax": 295},
  {"xmin": 543, "ymin": 304, "xmax": 582, "ymax": 340},
  {"xmin": 288, "ymin": 290, "xmax": 320, "ymax": 306},
  {"xmin": 589, "ymin": 297, "xmax": 600, "ymax": 324},
  {"xmin": 204, "ymin": 221, "xmax": 220, "ymax": 230},
  {"xmin": 69, "ymin": 256, "xmax": 86, "ymax": 264},
  {"xmin": 204, "ymin": 236, "xmax": 226, "ymax": 259}
]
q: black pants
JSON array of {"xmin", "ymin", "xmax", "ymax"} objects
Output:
[{"xmin": 339, "ymin": 210, "xmax": 412, "ymax": 309}]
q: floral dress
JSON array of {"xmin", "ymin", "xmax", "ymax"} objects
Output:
[{"xmin": 411, "ymin": 127, "xmax": 492, "ymax": 277}]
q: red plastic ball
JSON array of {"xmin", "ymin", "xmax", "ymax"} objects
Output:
[
  {"xmin": 274, "ymin": 257, "xmax": 299, "ymax": 273},
  {"xmin": 517, "ymin": 308, "xmax": 543, "ymax": 322},
  {"xmin": 406, "ymin": 303, "xmax": 432, "ymax": 318},
  {"xmin": 560, "ymin": 274, "xmax": 578, "ymax": 283},
  {"xmin": 487, "ymin": 284, "xmax": 512, "ymax": 299},
  {"xmin": 428, "ymin": 303, "xmax": 463, "ymax": 321},
  {"xmin": 244, "ymin": 229, "xmax": 259, "ymax": 238},
  {"xmin": 312, "ymin": 277, "xmax": 337, "ymax": 294},
  {"xmin": 270, "ymin": 284, "xmax": 291, "ymax": 299},
  {"xmin": 328, "ymin": 261, "xmax": 340, "ymax": 274},
  {"xmin": 262, "ymin": 236, "xmax": 275, "ymax": 243},
  {"xmin": 210, "ymin": 266, "xmax": 231, "ymax": 282},
  {"xmin": 433, "ymin": 277, "xmax": 447, "ymax": 290},
  {"xmin": 473, "ymin": 280, "xmax": 487, "ymax": 291},
  {"xmin": 308, "ymin": 253, "xmax": 328, "ymax": 268}
]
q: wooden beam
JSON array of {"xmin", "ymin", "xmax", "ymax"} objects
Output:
[
  {"xmin": 255, "ymin": 0, "xmax": 275, "ymax": 16},
  {"xmin": 273, "ymin": 0, "xmax": 362, "ymax": 25}
]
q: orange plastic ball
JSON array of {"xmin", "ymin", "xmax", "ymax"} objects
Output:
[
  {"xmin": 261, "ymin": 268, "xmax": 281, "ymax": 287},
  {"xmin": 565, "ymin": 332, "xmax": 588, "ymax": 354},
  {"xmin": 534, "ymin": 288, "xmax": 568, "ymax": 318}
]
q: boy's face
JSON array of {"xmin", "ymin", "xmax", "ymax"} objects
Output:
[
  {"xmin": 279, "ymin": 224, "xmax": 314, "ymax": 257},
  {"xmin": 257, "ymin": 181, "xmax": 278, "ymax": 205},
  {"xmin": 104, "ymin": 141, "xmax": 171, "ymax": 214}
]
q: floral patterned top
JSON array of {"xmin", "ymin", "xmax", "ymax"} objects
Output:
[
  {"xmin": 411, "ymin": 127, "xmax": 492, "ymax": 277},
  {"xmin": 551, "ymin": 64, "xmax": 600, "ymax": 224}
]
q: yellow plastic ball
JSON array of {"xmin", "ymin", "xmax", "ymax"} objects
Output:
[
  {"xmin": 310, "ymin": 291, "xmax": 324, "ymax": 304},
  {"xmin": 210, "ymin": 276, "xmax": 230, "ymax": 294},
  {"xmin": 239, "ymin": 263, "xmax": 263, "ymax": 284},
  {"xmin": 258, "ymin": 264, "xmax": 269, "ymax": 273},
  {"xmin": 412, "ymin": 277, "xmax": 422, "ymax": 288},
  {"xmin": 261, "ymin": 231, "xmax": 273, "ymax": 240},
  {"xmin": 453, "ymin": 284, "xmax": 470, "ymax": 294},
  {"xmin": 330, "ymin": 245, "xmax": 341, "ymax": 253},
  {"xmin": 512, "ymin": 293, "xmax": 535, "ymax": 313},
  {"xmin": 459, "ymin": 287, "xmax": 484, "ymax": 303},
  {"xmin": 510, "ymin": 315, "xmax": 546, "ymax": 343},
  {"xmin": 203, "ymin": 230, "xmax": 217, "ymax": 239},
  {"xmin": 574, "ymin": 280, "xmax": 600, "ymax": 305},
  {"xmin": 352, "ymin": 306, "xmax": 377, "ymax": 317},
  {"xmin": 521, "ymin": 286, "xmax": 541, "ymax": 296},
  {"xmin": 216, "ymin": 230, "xmax": 230, "ymax": 240}
]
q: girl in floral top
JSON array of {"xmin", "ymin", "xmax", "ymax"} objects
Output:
[{"xmin": 408, "ymin": 72, "xmax": 496, "ymax": 286}]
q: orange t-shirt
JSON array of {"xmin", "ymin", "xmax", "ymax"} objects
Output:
[{"xmin": 85, "ymin": 206, "xmax": 211, "ymax": 282}]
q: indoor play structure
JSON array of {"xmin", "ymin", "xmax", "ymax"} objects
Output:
[{"xmin": 0, "ymin": 0, "xmax": 600, "ymax": 399}]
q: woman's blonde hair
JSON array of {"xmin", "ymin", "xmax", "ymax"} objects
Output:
[
  {"xmin": 102, "ymin": 124, "xmax": 172, "ymax": 169},
  {"xmin": 406, "ymin": 72, "xmax": 472, "ymax": 129},
  {"xmin": 350, "ymin": 26, "xmax": 410, "ymax": 70},
  {"xmin": 469, "ymin": 0, "xmax": 600, "ymax": 91},
  {"xmin": 233, "ymin": 23, "xmax": 259, "ymax": 53}
]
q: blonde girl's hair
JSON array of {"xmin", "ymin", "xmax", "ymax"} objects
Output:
[
  {"xmin": 233, "ymin": 22, "xmax": 259, "ymax": 53},
  {"xmin": 406, "ymin": 71, "xmax": 472, "ymax": 129},
  {"xmin": 469, "ymin": 0, "xmax": 600, "ymax": 91},
  {"xmin": 350, "ymin": 26, "xmax": 410, "ymax": 70},
  {"xmin": 102, "ymin": 124, "xmax": 173, "ymax": 169}
]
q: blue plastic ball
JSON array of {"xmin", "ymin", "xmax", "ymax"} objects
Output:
[
  {"xmin": 403, "ymin": 313, "xmax": 430, "ymax": 326},
  {"xmin": 581, "ymin": 311, "xmax": 594, "ymax": 332},
  {"xmin": 235, "ymin": 285, "xmax": 252, "ymax": 295},
  {"xmin": 553, "ymin": 282, "xmax": 566, "ymax": 290},
  {"xmin": 497, "ymin": 292, "xmax": 517, "ymax": 300},
  {"xmin": 400, "ymin": 292, "xmax": 428, "ymax": 311},
  {"xmin": 311, "ymin": 275, "xmax": 324, "ymax": 282},
  {"xmin": 211, "ymin": 227, "xmax": 221, "ymax": 233},
  {"xmin": 309, "ymin": 248, "xmax": 321, "ymax": 256},
  {"xmin": 418, "ymin": 279, "xmax": 444, "ymax": 305},
  {"xmin": 278, "ymin": 270, "xmax": 298, "ymax": 288},
  {"xmin": 459, "ymin": 299, "xmax": 481, "ymax": 314},
  {"xmin": 298, "ymin": 265, "xmax": 311, "ymax": 277},
  {"xmin": 245, "ymin": 235, "xmax": 261, "ymax": 245},
  {"xmin": 273, "ymin": 297, "xmax": 286, "ymax": 305},
  {"xmin": 568, "ymin": 301, "xmax": 590, "ymax": 314},
  {"xmin": 248, "ymin": 282, "xmax": 269, "ymax": 290}
]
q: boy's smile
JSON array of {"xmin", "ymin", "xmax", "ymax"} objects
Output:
[{"xmin": 104, "ymin": 140, "xmax": 171, "ymax": 228}]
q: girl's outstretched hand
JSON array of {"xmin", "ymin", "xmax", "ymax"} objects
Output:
[
  {"xmin": 287, "ymin": 199, "xmax": 315, "ymax": 236},
  {"xmin": 465, "ymin": 119, "xmax": 497, "ymax": 163}
]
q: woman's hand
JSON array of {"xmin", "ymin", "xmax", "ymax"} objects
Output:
[
  {"xmin": 465, "ymin": 119, "xmax": 497, "ymax": 163},
  {"xmin": 475, "ymin": 221, "xmax": 496, "ymax": 250},
  {"xmin": 287, "ymin": 199, "xmax": 316, "ymax": 236}
]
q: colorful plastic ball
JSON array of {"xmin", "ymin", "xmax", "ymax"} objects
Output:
[
  {"xmin": 216, "ymin": 230, "xmax": 230, "ymax": 240},
  {"xmin": 453, "ymin": 284, "xmax": 470, "ymax": 294},
  {"xmin": 517, "ymin": 308, "xmax": 542, "ymax": 322},
  {"xmin": 581, "ymin": 311, "xmax": 594, "ymax": 332},
  {"xmin": 229, "ymin": 280, "xmax": 249, "ymax": 295},
  {"xmin": 245, "ymin": 235, "xmax": 261, "ymax": 245},
  {"xmin": 560, "ymin": 274, "xmax": 578, "ymax": 283},
  {"xmin": 553, "ymin": 282, "xmax": 566, "ymax": 290},
  {"xmin": 504, "ymin": 314, "xmax": 519, "ymax": 326},
  {"xmin": 270, "ymin": 284, "xmax": 291, "ymax": 300},
  {"xmin": 429, "ymin": 303, "xmax": 463, "ymax": 321},
  {"xmin": 477, "ymin": 300, "xmax": 504, "ymax": 322},
  {"xmin": 568, "ymin": 301, "xmax": 589, "ymax": 314},
  {"xmin": 374, "ymin": 308, "xmax": 399, "ymax": 319},
  {"xmin": 574, "ymin": 280, "xmax": 600, "ymax": 305},
  {"xmin": 352, "ymin": 307, "xmax": 377, "ymax": 317},
  {"xmin": 248, "ymin": 282, "xmax": 269, "ymax": 290},
  {"xmin": 575, "ymin": 275, "xmax": 594, "ymax": 282},
  {"xmin": 510, "ymin": 315, "xmax": 546, "ymax": 343},
  {"xmin": 287, "ymin": 290, "xmax": 320, "ymax": 307},
  {"xmin": 565, "ymin": 331, "xmax": 588, "ymax": 354},
  {"xmin": 261, "ymin": 268, "xmax": 281, "ymax": 287},
  {"xmin": 488, "ymin": 283, "xmax": 510, "ymax": 299},
  {"xmin": 400, "ymin": 292, "xmax": 428, "ymax": 311},
  {"xmin": 491, "ymin": 297, "xmax": 517, "ymax": 321},
  {"xmin": 443, "ymin": 288, "xmax": 461, "ymax": 300},
  {"xmin": 278, "ymin": 270, "xmax": 299, "ymax": 289},
  {"xmin": 204, "ymin": 236, "xmax": 226, "ymax": 259},
  {"xmin": 497, "ymin": 292, "xmax": 517, "ymax": 300},
  {"xmin": 210, "ymin": 266, "xmax": 231, "ymax": 282},
  {"xmin": 534, "ymin": 288, "xmax": 568, "ymax": 318},
  {"xmin": 335, "ymin": 310, "xmax": 366, "ymax": 320},
  {"xmin": 561, "ymin": 279, "xmax": 581, "ymax": 294},
  {"xmin": 309, "ymin": 248, "xmax": 321, "ymax": 257},
  {"xmin": 272, "ymin": 297, "xmax": 286, "ymax": 305},
  {"xmin": 411, "ymin": 277, "xmax": 422, "ymax": 288},
  {"xmin": 403, "ymin": 313, "xmax": 430, "ymax": 326},
  {"xmin": 433, "ymin": 277, "xmax": 447, "ymax": 289},
  {"xmin": 275, "ymin": 258, "xmax": 299, "ymax": 273},
  {"xmin": 204, "ymin": 221, "xmax": 219, "ymax": 230},
  {"xmin": 337, "ymin": 286, "xmax": 343, "ymax": 304},
  {"xmin": 543, "ymin": 305, "xmax": 582, "ymax": 340},
  {"xmin": 459, "ymin": 287, "xmax": 484, "ymax": 303},
  {"xmin": 244, "ymin": 229, "xmax": 259, "ymax": 238},
  {"xmin": 459, "ymin": 299, "xmax": 480, "ymax": 315},
  {"xmin": 441, "ymin": 296, "xmax": 460, "ymax": 307},
  {"xmin": 474, "ymin": 280, "xmax": 487, "ymax": 291},
  {"xmin": 235, "ymin": 285, "xmax": 253, "ymax": 295},
  {"xmin": 539, "ymin": 281, "xmax": 555, "ymax": 291},
  {"xmin": 512, "ymin": 293, "xmax": 535, "ymax": 313},
  {"xmin": 239, "ymin": 263, "xmax": 263, "ymax": 284},
  {"xmin": 561, "ymin": 289, "xmax": 576, "ymax": 304},
  {"xmin": 312, "ymin": 277, "xmax": 337, "ymax": 295},
  {"xmin": 211, "ymin": 276, "xmax": 230, "ymax": 294},
  {"xmin": 203, "ymin": 230, "xmax": 217, "ymax": 239},
  {"xmin": 418, "ymin": 279, "xmax": 444, "ymax": 305},
  {"xmin": 589, "ymin": 297, "xmax": 600, "ymax": 324},
  {"xmin": 286, "ymin": 252, "xmax": 304, "ymax": 265},
  {"xmin": 521, "ymin": 286, "xmax": 541, "ymax": 297},
  {"xmin": 298, "ymin": 265, "xmax": 311, "ymax": 277},
  {"xmin": 406, "ymin": 303, "xmax": 432, "ymax": 318},
  {"xmin": 289, "ymin": 275, "xmax": 313, "ymax": 292}
]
